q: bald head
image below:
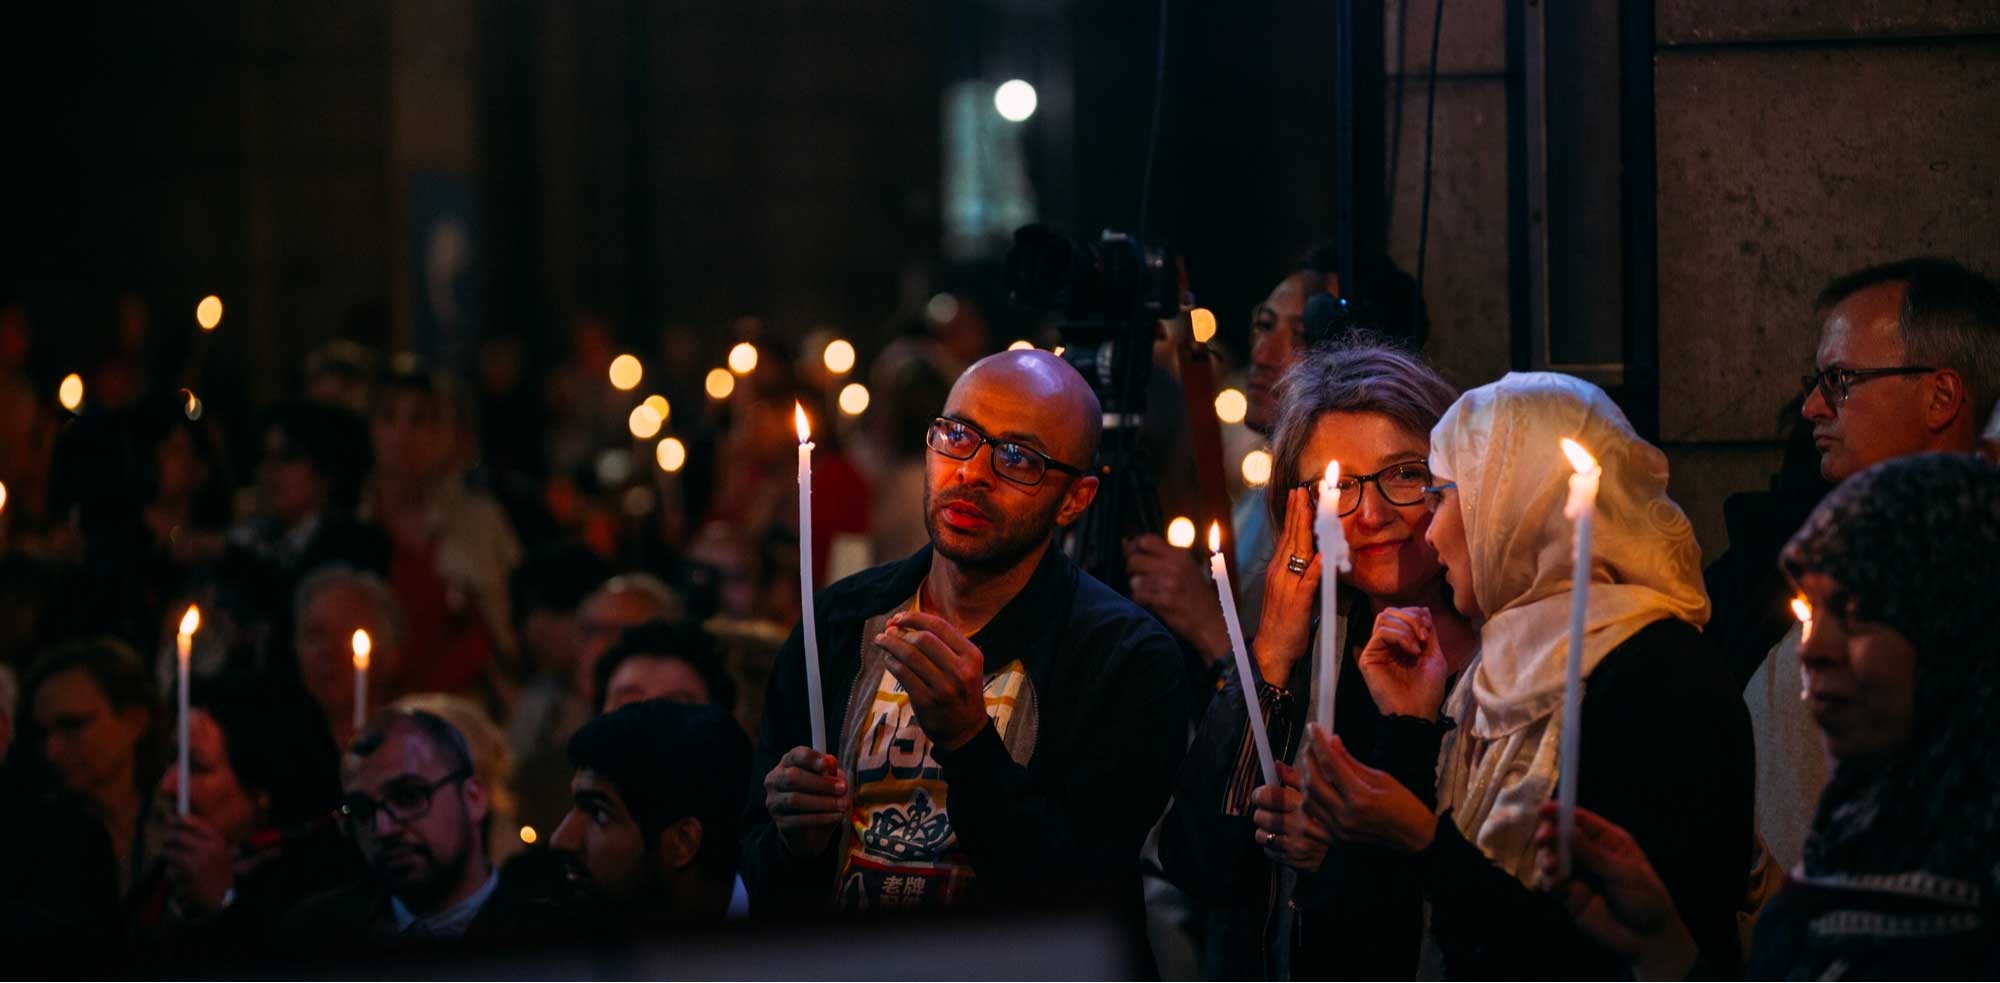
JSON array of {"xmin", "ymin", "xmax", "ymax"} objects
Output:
[{"xmin": 951, "ymin": 350, "xmax": 1102, "ymax": 468}]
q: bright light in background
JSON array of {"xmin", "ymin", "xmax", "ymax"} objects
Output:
[
  {"xmin": 643, "ymin": 394, "xmax": 670, "ymax": 421},
  {"xmin": 728, "ymin": 342, "xmax": 759, "ymax": 375},
  {"xmin": 705, "ymin": 368, "xmax": 736, "ymax": 400},
  {"xmin": 1214, "ymin": 388, "xmax": 1247, "ymax": 424},
  {"xmin": 608, "ymin": 354, "xmax": 643, "ymax": 391},
  {"xmin": 58, "ymin": 373, "xmax": 84, "ymax": 412},
  {"xmin": 519, "ymin": 826, "xmax": 538, "ymax": 845},
  {"xmin": 183, "ymin": 390, "xmax": 203, "ymax": 421},
  {"xmin": 195, "ymin": 295, "xmax": 224, "ymax": 332},
  {"xmin": 628, "ymin": 404, "xmax": 663, "ymax": 440},
  {"xmin": 656, "ymin": 437, "xmax": 687, "ymax": 473},
  {"xmin": 823, "ymin": 339, "xmax": 857, "ymax": 375},
  {"xmin": 994, "ymin": 79, "xmax": 1038, "ymax": 122},
  {"xmin": 925, "ymin": 292, "xmax": 960, "ymax": 325},
  {"xmin": 1241, "ymin": 449, "xmax": 1273, "ymax": 487},
  {"xmin": 1190, "ymin": 308, "xmax": 1217, "ymax": 344},
  {"xmin": 838, "ymin": 383, "xmax": 871, "ymax": 416},
  {"xmin": 1166, "ymin": 516, "xmax": 1196, "ymax": 549},
  {"xmin": 0, "ymin": 480, "xmax": 9, "ymax": 514},
  {"xmin": 1007, "ymin": 339, "xmax": 1034, "ymax": 351},
  {"xmin": 595, "ymin": 449, "xmax": 634, "ymax": 486}
]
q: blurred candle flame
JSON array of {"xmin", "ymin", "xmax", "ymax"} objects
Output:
[{"xmin": 1560, "ymin": 437, "xmax": 1598, "ymax": 475}]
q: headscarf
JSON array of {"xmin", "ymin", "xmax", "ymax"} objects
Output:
[
  {"xmin": 1429, "ymin": 372, "xmax": 1709, "ymax": 880},
  {"xmin": 1779, "ymin": 453, "xmax": 2000, "ymax": 892}
]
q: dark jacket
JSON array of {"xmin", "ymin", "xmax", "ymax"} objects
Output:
[
  {"xmin": 740, "ymin": 544, "xmax": 1188, "ymax": 913},
  {"xmin": 1387, "ymin": 618, "xmax": 1754, "ymax": 978},
  {"xmin": 1158, "ymin": 599, "xmax": 1425, "ymax": 980}
]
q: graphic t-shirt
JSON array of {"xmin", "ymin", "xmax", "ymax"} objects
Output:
[{"xmin": 834, "ymin": 597, "xmax": 1033, "ymax": 911}]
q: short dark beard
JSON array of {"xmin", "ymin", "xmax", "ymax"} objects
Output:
[{"xmin": 923, "ymin": 482, "xmax": 1065, "ymax": 572}]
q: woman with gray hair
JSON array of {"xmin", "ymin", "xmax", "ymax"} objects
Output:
[{"xmin": 1159, "ymin": 337, "xmax": 1471, "ymax": 979}]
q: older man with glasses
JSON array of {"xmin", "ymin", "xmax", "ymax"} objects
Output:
[
  {"xmin": 1716, "ymin": 257, "xmax": 2000, "ymax": 884},
  {"xmin": 744, "ymin": 349, "xmax": 1186, "ymax": 951}
]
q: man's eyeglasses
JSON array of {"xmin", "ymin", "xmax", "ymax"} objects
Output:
[
  {"xmin": 927, "ymin": 417, "xmax": 1087, "ymax": 488},
  {"xmin": 1289, "ymin": 461, "xmax": 1435, "ymax": 516},
  {"xmin": 337, "ymin": 770, "xmax": 471, "ymax": 833},
  {"xmin": 1800, "ymin": 365, "xmax": 1934, "ymax": 408}
]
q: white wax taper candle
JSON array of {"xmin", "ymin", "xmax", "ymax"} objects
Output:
[
  {"xmin": 176, "ymin": 605, "xmax": 200, "ymax": 817},
  {"xmin": 351, "ymin": 629, "xmax": 372, "ymax": 733},
  {"xmin": 1557, "ymin": 437, "xmax": 1601, "ymax": 879},
  {"xmin": 1211, "ymin": 522, "xmax": 1277, "ymax": 787},
  {"xmin": 1313, "ymin": 460, "xmax": 1352, "ymax": 737},
  {"xmin": 796, "ymin": 403, "xmax": 827, "ymax": 753}
]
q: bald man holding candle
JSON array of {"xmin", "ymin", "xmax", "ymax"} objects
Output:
[{"xmin": 743, "ymin": 350, "xmax": 1187, "ymax": 935}]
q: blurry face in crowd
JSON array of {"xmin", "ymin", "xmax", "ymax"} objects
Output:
[
  {"xmin": 923, "ymin": 355, "xmax": 1099, "ymax": 573},
  {"xmin": 1423, "ymin": 482, "xmax": 1478, "ymax": 621},
  {"xmin": 32, "ymin": 668, "xmax": 148, "ymax": 800},
  {"xmin": 159, "ymin": 709, "xmax": 264, "ymax": 843},
  {"xmin": 549, "ymin": 768, "xmax": 659, "ymax": 903},
  {"xmin": 342, "ymin": 725, "xmax": 486, "ymax": 908},
  {"xmin": 602, "ymin": 655, "xmax": 710, "ymax": 714},
  {"xmin": 520, "ymin": 606, "xmax": 583, "ymax": 676},
  {"xmin": 1794, "ymin": 571, "xmax": 1919, "ymax": 766},
  {"xmin": 296, "ymin": 582, "xmax": 397, "ymax": 731},
  {"xmin": 1247, "ymin": 272, "xmax": 1336, "ymax": 434},
  {"xmin": 576, "ymin": 587, "xmax": 668, "ymax": 679},
  {"xmin": 1295, "ymin": 412, "xmax": 1445, "ymax": 605},
  {"xmin": 258, "ymin": 425, "xmax": 329, "ymax": 528},
  {"xmin": 371, "ymin": 389, "xmax": 457, "ymax": 483},
  {"xmin": 154, "ymin": 426, "xmax": 207, "ymax": 503},
  {"xmin": 1802, "ymin": 282, "xmax": 1942, "ymax": 482}
]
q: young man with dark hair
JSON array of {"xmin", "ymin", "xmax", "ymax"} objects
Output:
[{"xmin": 548, "ymin": 699, "xmax": 750, "ymax": 923}]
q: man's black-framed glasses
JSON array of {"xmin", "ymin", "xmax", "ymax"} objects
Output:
[
  {"xmin": 1800, "ymin": 365, "xmax": 1934, "ymax": 408},
  {"xmin": 337, "ymin": 769, "xmax": 471, "ymax": 833},
  {"xmin": 1289, "ymin": 461, "xmax": 1435, "ymax": 516},
  {"xmin": 927, "ymin": 416, "xmax": 1086, "ymax": 488}
]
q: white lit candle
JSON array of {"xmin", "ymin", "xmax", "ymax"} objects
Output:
[
  {"xmin": 176, "ymin": 605, "xmax": 200, "ymax": 817},
  {"xmin": 1313, "ymin": 460, "xmax": 1352, "ymax": 736},
  {"xmin": 796, "ymin": 403, "xmax": 827, "ymax": 753},
  {"xmin": 1210, "ymin": 522, "xmax": 1277, "ymax": 787},
  {"xmin": 1556, "ymin": 437, "xmax": 1601, "ymax": 877},
  {"xmin": 351, "ymin": 629, "xmax": 372, "ymax": 733}
]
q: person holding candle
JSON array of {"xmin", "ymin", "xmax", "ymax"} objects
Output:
[
  {"xmin": 1533, "ymin": 453, "xmax": 2000, "ymax": 979},
  {"xmin": 743, "ymin": 350, "xmax": 1186, "ymax": 935},
  {"xmin": 294, "ymin": 565, "xmax": 405, "ymax": 749},
  {"xmin": 137, "ymin": 675, "xmax": 362, "ymax": 961},
  {"xmin": 1157, "ymin": 339, "xmax": 1467, "ymax": 979},
  {"xmin": 1299, "ymin": 372, "xmax": 1752, "ymax": 977}
]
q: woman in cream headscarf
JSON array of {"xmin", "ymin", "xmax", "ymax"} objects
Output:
[{"xmin": 1297, "ymin": 373, "xmax": 1753, "ymax": 977}]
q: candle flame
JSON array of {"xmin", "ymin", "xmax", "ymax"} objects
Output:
[
  {"xmin": 178, "ymin": 605, "xmax": 201, "ymax": 637},
  {"xmin": 1208, "ymin": 521, "xmax": 1222, "ymax": 554},
  {"xmin": 1790, "ymin": 595, "xmax": 1812, "ymax": 643},
  {"xmin": 794, "ymin": 402, "xmax": 812, "ymax": 442},
  {"xmin": 59, "ymin": 373, "xmax": 84, "ymax": 412},
  {"xmin": 1189, "ymin": 307, "xmax": 1217, "ymax": 344},
  {"xmin": 351, "ymin": 629, "xmax": 372, "ymax": 669},
  {"xmin": 0, "ymin": 480, "xmax": 8, "ymax": 514},
  {"xmin": 1323, "ymin": 459, "xmax": 1341, "ymax": 488},
  {"xmin": 1559, "ymin": 437, "xmax": 1598, "ymax": 474},
  {"xmin": 1166, "ymin": 516, "xmax": 1196, "ymax": 549}
]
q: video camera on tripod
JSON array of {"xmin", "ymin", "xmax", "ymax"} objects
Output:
[{"xmin": 1003, "ymin": 224, "xmax": 1189, "ymax": 588}]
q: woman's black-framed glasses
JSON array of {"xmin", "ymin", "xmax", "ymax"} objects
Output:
[
  {"xmin": 337, "ymin": 769, "xmax": 471, "ymax": 834},
  {"xmin": 926, "ymin": 416, "xmax": 1086, "ymax": 488},
  {"xmin": 1799, "ymin": 365, "xmax": 1934, "ymax": 408},
  {"xmin": 1289, "ymin": 461, "xmax": 1434, "ymax": 516}
]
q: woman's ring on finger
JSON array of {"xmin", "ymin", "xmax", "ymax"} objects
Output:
[{"xmin": 1286, "ymin": 554, "xmax": 1309, "ymax": 575}]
